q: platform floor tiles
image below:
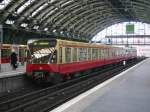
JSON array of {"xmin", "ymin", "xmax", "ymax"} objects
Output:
[
  {"xmin": 0, "ymin": 63, "xmax": 25, "ymax": 78},
  {"xmin": 52, "ymin": 58, "xmax": 150, "ymax": 112}
]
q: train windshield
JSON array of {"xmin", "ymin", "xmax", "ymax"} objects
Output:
[{"xmin": 27, "ymin": 39, "xmax": 57, "ymax": 64}]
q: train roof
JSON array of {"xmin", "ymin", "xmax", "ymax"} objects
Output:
[
  {"xmin": 57, "ymin": 39, "xmax": 122, "ymax": 49},
  {"xmin": 27, "ymin": 38, "xmax": 136, "ymax": 50}
]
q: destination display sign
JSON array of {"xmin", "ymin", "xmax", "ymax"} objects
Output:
[{"xmin": 31, "ymin": 39, "xmax": 57, "ymax": 47}]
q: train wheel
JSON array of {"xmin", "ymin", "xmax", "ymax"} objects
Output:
[{"xmin": 51, "ymin": 74, "xmax": 63, "ymax": 84}]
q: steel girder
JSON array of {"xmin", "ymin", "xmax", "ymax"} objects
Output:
[
  {"xmin": 40, "ymin": 1, "xmax": 108, "ymax": 28},
  {"xmin": 0, "ymin": 0, "xmax": 150, "ymax": 40},
  {"xmin": 82, "ymin": 17, "xmax": 125, "ymax": 36}
]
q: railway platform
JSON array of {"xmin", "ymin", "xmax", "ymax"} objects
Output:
[
  {"xmin": 0, "ymin": 63, "xmax": 26, "ymax": 95},
  {"xmin": 51, "ymin": 58, "xmax": 150, "ymax": 112},
  {"xmin": 0, "ymin": 63, "xmax": 25, "ymax": 78}
]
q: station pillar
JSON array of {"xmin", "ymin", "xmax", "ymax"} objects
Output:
[{"xmin": 0, "ymin": 25, "xmax": 3, "ymax": 72}]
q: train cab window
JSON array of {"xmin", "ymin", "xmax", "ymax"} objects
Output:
[
  {"xmin": 27, "ymin": 39, "xmax": 57, "ymax": 64},
  {"xmin": 65, "ymin": 47, "xmax": 71, "ymax": 63},
  {"xmin": 72, "ymin": 48, "xmax": 77, "ymax": 62}
]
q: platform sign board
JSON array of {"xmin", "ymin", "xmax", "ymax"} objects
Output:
[
  {"xmin": 0, "ymin": 25, "xmax": 3, "ymax": 72},
  {"xmin": 126, "ymin": 24, "xmax": 134, "ymax": 34}
]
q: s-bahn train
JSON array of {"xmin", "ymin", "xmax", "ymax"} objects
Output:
[{"xmin": 26, "ymin": 38, "xmax": 137, "ymax": 83}]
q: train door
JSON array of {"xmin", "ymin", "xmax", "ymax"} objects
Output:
[{"xmin": 19, "ymin": 46, "xmax": 26, "ymax": 65}]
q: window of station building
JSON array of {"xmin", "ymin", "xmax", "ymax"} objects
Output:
[
  {"xmin": 65, "ymin": 47, "xmax": 71, "ymax": 63},
  {"xmin": 59, "ymin": 47, "xmax": 62, "ymax": 63},
  {"xmin": 88, "ymin": 48, "xmax": 91, "ymax": 60},
  {"xmin": 72, "ymin": 48, "xmax": 77, "ymax": 62}
]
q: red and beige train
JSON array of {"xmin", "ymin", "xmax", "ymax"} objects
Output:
[{"xmin": 26, "ymin": 38, "xmax": 137, "ymax": 83}]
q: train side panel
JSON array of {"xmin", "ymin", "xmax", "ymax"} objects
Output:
[{"xmin": 26, "ymin": 39, "xmax": 137, "ymax": 83}]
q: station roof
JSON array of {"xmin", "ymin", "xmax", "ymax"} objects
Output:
[{"xmin": 0, "ymin": 0, "xmax": 149, "ymax": 41}]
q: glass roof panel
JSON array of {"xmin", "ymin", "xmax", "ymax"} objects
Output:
[
  {"xmin": 17, "ymin": 0, "xmax": 36, "ymax": 14},
  {"xmin": 0, "ymin": 0, "xmax": 12, "ymax": 10},
  {"xmin": 31, "ymin": 2, "xmax": 48, "ymax": 17}
]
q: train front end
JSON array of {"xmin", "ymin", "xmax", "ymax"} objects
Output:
[{"xmin": 26, "ymin": 39, "xmax": 58, "ymax": 82}]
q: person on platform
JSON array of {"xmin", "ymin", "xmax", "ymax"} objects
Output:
[{"xmin": 10, "ymin": 51, "xmax": 18, "ymax": 70}]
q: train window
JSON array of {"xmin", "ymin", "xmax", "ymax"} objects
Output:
[
  {"xmin": 112, "ymin": 49, "xmax": 115, "ymax": 57},
  {"xmin": 78, "ymin": 48, "xmax": 87, "ymax": 61},
  {"xmin": 107, "ymin": 49, "xmax": 109, "ymax": 58},
  {"xmin": 1, "ymin": 49, "xmax": 11, "ymax": 57},
  {"xmin": 103, "ymin": 49, "xmax": 106, "ymax": 59},
  {"xmin": 99, "ymin": 49, "xmax": 101, "ymax": 59},
  {"xmin": 65, "ymin": 47, "xmax": 71, "ymax": 63},
  {"xmin": 108, "ymin": 48, "xmax": 111, "ymax": 59},
  {"xmin": 115, "ymin": 49, "xmax": 117, "ymax": 57},
  {"xmin": 96, "ymin": 49, "xmax": 98, "ymax": 59},
  {"xmin": 72, "ymin": 48, "xmax": 77, "ymax": 62},
  {"xmin": 109, "ymin": 49, "xmax": 111, "ymax": 58},
  {"xmin": 19, "ymin": 49, "xmax": 26, "ymax": 57},
  {"xmin": 101, "ymin": 49, "xmax": 104, "ymax": 59},
  {"xmin": 85, "ymin": 48, "xmax": 87, "ymax": 60},
  {"xmin": 59, "ymin": 47, "xmax": 62, "ymax": 63},
  {"xmin": 19, "ymin": 48, "xmax": 26, "ymax": 62},
  {"xmin": 88, "ymin": 48, "xmax": 91, "ymax": 60},
  {"xmin": 92, "ymin": 48, "xmax": 98, "ymax": 60}
]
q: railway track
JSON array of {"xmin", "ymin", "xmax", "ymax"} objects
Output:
[
  {"xmin": 0, "ymin": 83, "xmax": 46, "ymax": 103},
  {"xmin": 0, "ymin": 58, "xmax": 145, "ymax": 112}
]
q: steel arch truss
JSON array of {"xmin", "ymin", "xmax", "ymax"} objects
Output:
[{"xmin": 0, "ymin": 0, "xmax": 149, "ymax": 40}]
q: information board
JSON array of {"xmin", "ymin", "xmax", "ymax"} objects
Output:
[{"xmin": 126, "ymin": 24, "xmax": 134, "ymax": 34}]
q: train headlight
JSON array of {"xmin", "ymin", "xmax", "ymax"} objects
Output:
[{"xmin": 39, "ymin": 67, "xmax": 43, "ymax": 70}]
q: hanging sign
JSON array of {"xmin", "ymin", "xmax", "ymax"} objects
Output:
[{"xmin": 126, "ymin": 24, "xmax": 134, "ymax": 34}]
